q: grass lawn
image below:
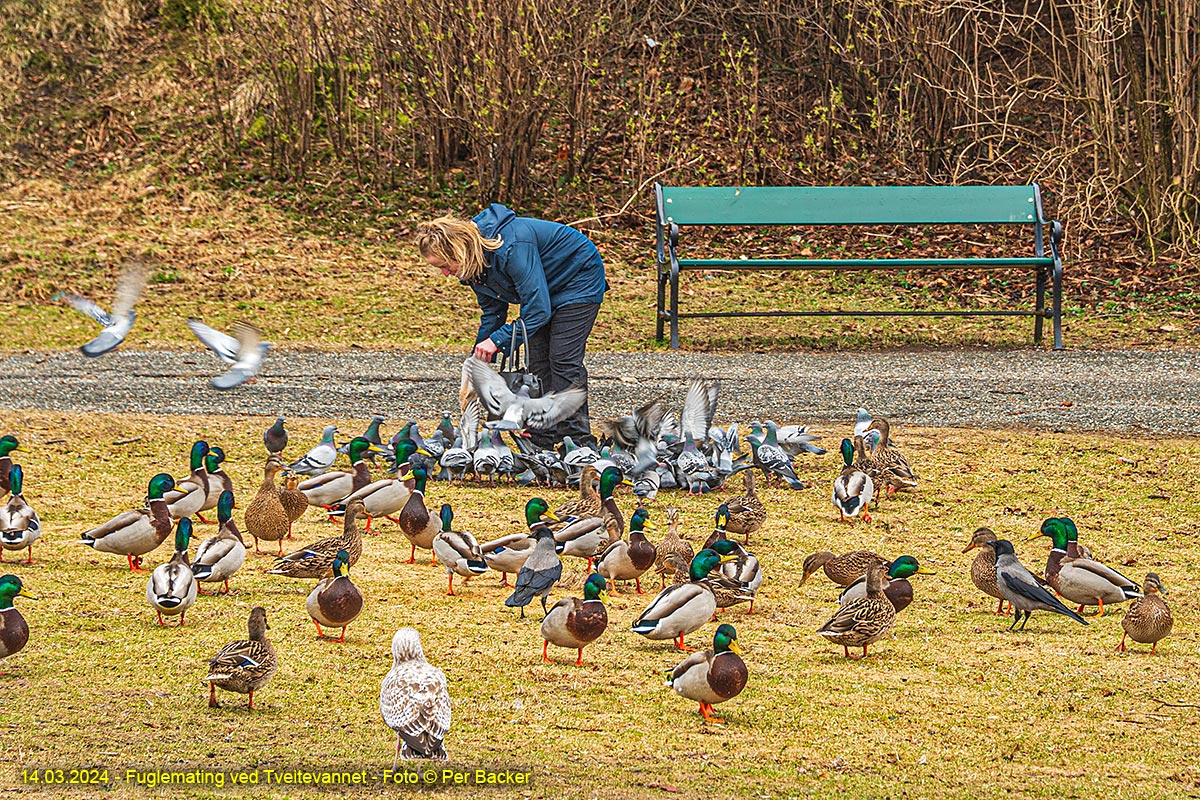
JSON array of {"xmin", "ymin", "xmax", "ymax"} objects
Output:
[{"xmin": 0, "ymin": 410, "xmax": 1196, "ymax": 798}]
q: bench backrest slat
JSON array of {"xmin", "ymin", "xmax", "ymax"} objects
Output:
[{"xmin": 658, "ymin": 185, "xmax": 1043, "ymax": 226}]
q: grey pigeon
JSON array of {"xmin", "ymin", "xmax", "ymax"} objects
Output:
[
  {"xmin": 59, "ymin": 261, "xmax": 149, "ymax": 358},
  {"xmin": 465, "ymin": 358, "xmax": 586, "ymax": 432},
  {"xmin": 989, "ymin": 539, "xmax": 1089, "ymax": 631},
  {"xmin": 187, "ymin": 318, "xmax": 270, "ymax": 389},
  {"xmin": 288, "ymin": 425, "xmax": 338, "ymax": 475},
  {"xmin": 263, "ymin": 417, "xmax": 288, "ymax": 455},
  {"xmin": 504, "ymin": 527, "xmax": 562, "ymax": 618}
]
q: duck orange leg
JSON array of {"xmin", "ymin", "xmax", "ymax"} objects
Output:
[
  {"xmin": 447, "ymin": 574, "xmax": 456, "ymax": 596},
  {"xmin": 542, "ymin": 640, "xmax": 551, "ymax": 663},
  {"xmin": 574, "ymin": 648, "xmax": 585, "ymax": 667},
  {"xmin": 314, "ymin": 620, "xmax": 324, "ymax": 637},
  {"xmin": 406, "ymin": 544, "xmax": 416, "ymax": 565},
  {"xmin": 1115, "ymin": 632, "xmax": 1128, "ymax": 653},
  {"xmin": 674, "ymin": 633, "xmax": 696, "ymax": 652},
  {"xmin": 247, "ymin": 690, "xmax": 255, "ymax": 711},
  {"xmin": 699, "ymin": 703, "xmax": 725, "ymax": 724},
  {"xmin": 208, "ymin": 683, "xmax": 220, "ymax": 708},
  {"xmin": 862, "ymin": 505, "xmax": 872, "ymax": 523},
  {"xmin": 635, "ymin": 577, "xmax": 646, "ymax": 594},
  {"xmin": 1096, "ymin": 597, "xmax": 1105, "ymax": 617},
  {"xmin": 338, "ymin": 626, "xmax": 347, "ymax": 643}
]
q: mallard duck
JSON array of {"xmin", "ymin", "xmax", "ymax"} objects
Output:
[
  {"xmin": 244, "ymin": 455, "xmax": 290, "ymax": 555},
  {"xmin": 278, "ymin": 471, "xmax": 307, "ymax": 538},
  {"xmin": 655, "ymin": 508, "xmax": 695, "ymax": 589},
  {"xmin": 0, "ymin": 435, "xmax": 22, "ymax": 497},
  {"xmin": 288, "ymin": 424, "xmax": 338, "ymax": 475},
  {"xmin": 631, "ymin": 549, "xmax": 737, "ymax": 651},
  {"xmin": 146, "ymin": 517, "xmax": 198, "ymax": 626},
  {"xmin": 380, "ymin": 628, "xmax": 451, "ymax": 765},
  {"xmin": 963, "ymin": 526, "xmax": 1009, "ymax": 615},
  {"xmin": 837, "ymin": 554, "xmax": 931, "ymax": 612},
  {"xmin": 397, "ymin": 467, "xmax": 441, "ymax": 564},
  {"xmin": 1056, "ymin": 519, "xmax": 1141, "ymax": 616},
  {"xmin": 716, "ymin": 539, "xmax": 762, "ymax": 613},
  {"xmin": 505, "ymin": 525, "xmax": 563, "ymax": 619},
  {"xmin": 0, "ymin": 574, "xmax": 35, "ymax": 667},
  {"xmin": 799, "ymin": 549, "xmax": 887, "ymax": 587},
  {"xmin": 267, "ymin": 498, "xmax": 364, "ymax": 579},
  {"xmin": 0, "ymin": 465, "xmax": 41, "ymax": 564},
  {"xmin": 832, "ymin": 437, "xmax": 874, "ymax": 522},
  {"xmin": 596, "ymin": 508, "xmax": 656, "ymax": 594},
  {"xmin": 81, "ymin": 473, "xmax": 183, "ymax": 571},
  {"xmin": 656, "ymin": 552, "xmax": 690, "ymax": 586},
  {"xmin": 306, "ymin": 549, "xmax": 363, "ymax": 642},
  {"xmin": 298, "ymin": 437, "xmax": 385, "ymax": 508},
  {"xmin": 817, "ymin": 561, "xmax": 896, "ymax": 658},
  {"xmin": 1028, "ymin": 517, "xmax": 1069, "ymax": 592},
  {"xmin": 263, "ymin": 416, "xmax": 288, "ymax": 455},
  {"xmin": 555, "ymin": 465, "xmax": 601, "ymax": 519},
  {"xmin": 553, "ymin": 467, "xmax": 631, "ymax": 569},
  {"xmin": 192, "ymin": 490, "xmax": 246, "ymax": 594},
  {"xmin": 431, "ymin": 505, "xmax": 488, "ymax": 596},
  {"xmin": 666, "ymin": 623, "xmax": 747, "ymax": 723},
  {"xmin": 204, "ymin": 606, "xmax": 277, "ymax": 710},
  {"xmin": 1117, "ymin": 573, "xmax": 1172, "ymax": 654},
  {"xmin": 481, "ymin": 498, "xmax": 556, "ymax": 587},
  {"xmin": 863, "ymin": 419, "xmax": 918, "ymax": 495},
  {"xmin": 541, "ymin": 573, "xmax": 610, "ymax": 666},
  {"xmin": 724, "ymin": 471, "xmax": 766, "ymax": 542},
  {"xmin": 197, "ymin": 447, "xmax": 234, "ymax": 524},
  {"xmin": 330, "ymin": 451, "xmax": 417, "ymax": 535},
  {"xmin": 987, "ymin": 539, "xmax": 1089, "ymax": 630},
  {"xmin": 701, "ymin": 504, "xmax": 731, "ymax": 552},
  {"xmin": 164, "ymin": 441, "xmax": 211, "ymax": 520}
]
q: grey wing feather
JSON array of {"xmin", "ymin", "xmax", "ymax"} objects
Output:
[
  {"xmin": 64, "ymin": 294, "xmax": 112, "ymax": 326},
  {"xmin": 111, "ymin": 261, "xmax": 150, "ymax": 320},
  {"xmin": 999, "ymin": 566, "xmax": 1059, "ymax": 606},
  {"xmin": 681, "ymin": 379, "xmax": 718, "ymax": 443},
  {"xmin": 521, "ymin": 387, "xmax": 587, "ymax": 431},
  {"xmin": 466, "ymin": 358, "xmax": 516, "ymax": 418},
  {"xmin": 188, "ymin": 319, "xmax": 240, "ymax": 363}
]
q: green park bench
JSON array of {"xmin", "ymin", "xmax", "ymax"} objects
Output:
[{"xmin": 654, "ymin": 183, "xmax": 1064, "ymax": 349}]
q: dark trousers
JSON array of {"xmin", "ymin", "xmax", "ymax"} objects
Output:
[{"xmin": 526, "ymin": 302, "xmax": 600, "ymax": 449}]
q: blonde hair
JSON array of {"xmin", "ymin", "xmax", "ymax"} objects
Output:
[{"xmin": 416, "ymin": 215, "xmax": 503, "ymax": 282}]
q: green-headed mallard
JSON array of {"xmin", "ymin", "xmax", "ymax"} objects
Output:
[
  {"xmin": 244, "ymin": 454, "xmax": 289, "ymax": 555},
  {"xmin": 0, "ymin": 574, "xmax": 35, "ymax": 667},
  {"xmin": 192, "ymin": 490, "xmax": 246, "ymax": 594},
  {"xmin": 799, "ymin": 549, "xmax": 887, "ymax": 587},
  {"xmin": 833, "ymin": 437, "xmax": 874, "ymax": 522},
  {"xmin": 817, "ymin": 561, "xmax": 896, "ymax": 658},
  {"xmin": 596, "ymin": 508, "xmax": 657, "ymax": 594},
  {"xmin": 724, "ymin": 471, "xmax": 766, "ymax": 543},
  {"xmin": 666, "ymin": 622, "xmax": 747, "ymax": 724},
  {"xmin": 1056, "ymin": 519, "xmax": 1141, "ymax": 616},
  {"xmin": 298, "ymin": 437, "xmax": 385, "ymax": 507},
  {"xmin": 863, "ymin": 419, "xmax": 918, "ymax": 496},
  {"xmin": 1, "ymin": 465, "xmax": 41, "ymax": 564},
  {"xmin": 164, "ymin": 440, "xmax": 211, "ymax": 520},
  {"xmin": 1117, "ymin": 573, "xmax": 1172, "ymax": 654},
  {"xmin": 553, "ymin": 467, "xmax": 631, "ymax": 570},
  {"xmin": 197, "ymin": 447, "xmax": 234, "ymax": 524},
  {"xmin": 480, "ymin": 498, "xmax": 556, "ymax": 587},
  {"xmin": 397, "ymin": 467, "xmax": 441, "ymax": 564},
  {"xmin": 81, "ymin": 473, "xmax": 183, "ymax": 571},
  {"xmin": 541, "ymin": 573, "xmax": 609, "ymax": 666},
  {"xmin": 204, "ymin": 606, "xmax": 277, "ymax": 710},
  {"xmin": 431, "ymin": 504, "xmax": 488, "ymax": 596},
  {"xmin": 963, "ymin": 527, "xmax": 1009, "ymax": 615},
  {"xmin": 837, "ymin": 554, "xmax": 932, "ymax": 612},
  {"xmin": 631, "ymin": 548, "xmax": 737, "ymax": 651},
  {"xmin": 145, "ymin": 517, "xmax": 198, "ymax": 627},
  {"xmin": 267, "ymin": 498, "xmax": 364, "ymax": 579},
  {"xmin": 306, "ymin": 549, "xmax": 363, "ymax": 642},
  {"xmin": 1028, "ymin": 517, "xmax": 1071, "ymax": 592},
  {"xmin": 702, "ymin": 504, "xmax": 731, "ymax": 552},
  {"xmin": 714, "ymin": 539, "xmax": 762, "ymax": 613},
  {"xmin": 330, "ymin": 443, "xmax": 420, "ymax": 534},
  {"xmin": 655, "ymin": 507, "xmax": 694, "ymax": 589},
  {"xmin": 554, "ymin": 465, "xmax": 601, "ymax": 519},
  {"xmin": 0, "ymin": 435, "xmax": 21, "ymax": 497},
  {"xmin": 379, "ymin": 627, "xmax": 451, "ymax": 765}
]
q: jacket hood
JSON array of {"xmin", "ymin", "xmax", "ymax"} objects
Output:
[{"xmin": 473, "ymin": 203, "xmax": 516, "ymax": 240}]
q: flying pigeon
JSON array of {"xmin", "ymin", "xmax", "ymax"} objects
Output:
[
  {"xmin": 187, "ymin": 318, "xmax": 270, "ymax": 389},
  {"xmin": 58, "ymin": 261, "xmax": 150, "ymax": 358}
]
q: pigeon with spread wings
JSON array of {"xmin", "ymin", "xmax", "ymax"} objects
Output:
[
  {"xmin": 58, "ymin": 261, "xmax": 150, "ymax": 358},
  {"xmin": 187, "ymin": 319, "xmax": 270, "ymax": 389},
  {"xmin": 465, "ymin": 358, "xmax": 586, "ymax": 432}
]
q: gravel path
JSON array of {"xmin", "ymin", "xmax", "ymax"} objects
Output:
[{"xmin": 0, "ymin": 348, "xmax": 1192, "ymax": 435}]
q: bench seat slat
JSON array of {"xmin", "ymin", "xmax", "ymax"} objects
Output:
[{"xmin": 674, "ymin": 257, "xmax": 1052, "ymax": 269}]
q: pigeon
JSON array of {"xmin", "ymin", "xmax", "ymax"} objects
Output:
[
  {"xmin": 186, "ymin": 318, "xmax": 270, "ymax": 389},
  {"xmin": 988, "ymin": 539, "xmax": 1089, "ymax": 631},
  {"xmin": 58, "ymin": 260, "xmax": 149, "ymax": 357},
  {"xmin": 465, "ymin": 358, "xmax": 587, "ymax": 432},
  {"xmin": 263, "ymin": 417, "xmax": 288, "ymax": 455},
  {"xmin": 288, "ymin": 425, "xmax": 338, "ymax": 476}
]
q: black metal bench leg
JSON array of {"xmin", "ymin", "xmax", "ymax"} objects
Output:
[
  {"xmin": 669, "ymin": 268, "xmax": 680, "ymax": 350},
  {"xmin": 1052, "ymin": 261, "xmax": 1063, "ymax": 350},
  {"xmin": 656, "ymin": 269, "xmax": 666, "ymax": 343},
  {"xmin": 1034, "ymin": 267, "xmax": 1046, "ymax": 345}
]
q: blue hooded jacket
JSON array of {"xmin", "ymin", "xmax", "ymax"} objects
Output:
[{"xmin": 468, "ymin": 204, "xmax": 607, "ymax": 354}]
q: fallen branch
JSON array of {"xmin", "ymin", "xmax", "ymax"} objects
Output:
[{"xmin": 568, "ymin": 157, "xmax": 704, "ymax": 228}]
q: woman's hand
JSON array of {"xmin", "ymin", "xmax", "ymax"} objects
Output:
[{"xmin": 473, "ymin": 338, "xmax": 499, "ymax": 362}]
